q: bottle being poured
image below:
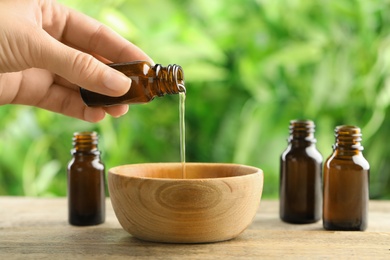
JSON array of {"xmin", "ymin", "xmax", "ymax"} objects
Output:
[
  {"xmin": 80, "ymin": 61, "xmax": 186, "ymax": 106},
  {"xmin": 80, "ymin": 60, "xmax": 187, "ymax": 179}
]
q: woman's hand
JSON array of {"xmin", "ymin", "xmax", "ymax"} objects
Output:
[{"xmin": 0, "ymin": 0, "xmax": 152, "ymax": 122}]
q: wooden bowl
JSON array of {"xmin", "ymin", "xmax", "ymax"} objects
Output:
[{"xmin": 108, "ymin": 163, "xmax": 264, "ymax": 243}]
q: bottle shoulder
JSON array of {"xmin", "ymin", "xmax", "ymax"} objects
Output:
[
  {"xmin": 68, "ymin": 155, "xmax": 104, "ymax": 169},
  {"xmin": 324, "ymin": 153, "xmax": 370, "ymax": 170},
  {"xmin": 281, "ymin": 145, "xmax": 322, "ymax": 162},
  {"xmin": 110, "ymin": 61, "xmax": 153, "ymax": 77}
]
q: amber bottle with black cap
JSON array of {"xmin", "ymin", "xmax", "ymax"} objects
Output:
[
  {"xmin": 323, "ymin": 125, "xmax": 370, "ymax": 231},
  {"xmin": 280, "ymin": 120, "xmax": 323, "ymax": 224},
  {"xmin": 67, "ymin": 131, "xmax": 105, "ymax": 226},
  {"xmin": 80, "ymin": 61, "xmax": 186, "ymax": 107}
]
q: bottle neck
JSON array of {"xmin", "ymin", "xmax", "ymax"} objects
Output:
[
  {"xmin": 333, "ymin": 125, "xmax": 363, "ymax": 154},
  {"xmin": 71, "ymin": 131, "xmax": 100, "ymax": 155},
  {"xmin": 288, "ymin": 120, "xmax": 317, "ymax": 146},
  {"xmin": 154, "ymin": 64, "xmax": 186, "ymax": 95}
]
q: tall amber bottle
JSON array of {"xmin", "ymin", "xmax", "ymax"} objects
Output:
[
  {"xmin": 280, "ymin": 120, "xmax": 323, "ymax": 224},
  {"xmin": 80, "ymin": 61, "xmax": 185, "ymax": 107},
  {"xmin": 67, "ymin": 131, "xmax": 106, "ymax": 226},
  {"xmin": 323, "ymin": 125, "xmax": 370, "ymax": 231}
]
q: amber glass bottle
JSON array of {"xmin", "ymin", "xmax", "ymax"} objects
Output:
[
  {"xmin": 67, "ymin": 131, "xmax": 106, "ymax": 226},
  {"xmin": 280, "ymin": 120, "xmax": 323, "ymax": 224},
  {"xmin": 323, "ymin": 125, "xmax": 370, "ymax": 231},
  {"xmin": 80, "ymin": 61, "xmax": 186, "ymax": 107}
]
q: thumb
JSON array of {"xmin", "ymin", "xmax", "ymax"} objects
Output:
[{"xmin": 32, "ymin": 30, "xmax": 131, "ymax": 96}]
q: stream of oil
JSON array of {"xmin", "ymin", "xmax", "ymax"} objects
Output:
[{"xmin": 179, "ymin": 91, "xmax": 186, "ymax": 179}]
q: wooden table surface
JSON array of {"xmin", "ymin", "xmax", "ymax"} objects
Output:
[{"xmin": 1, "ymin": 197, "xmax": 389, "ymax": 259}]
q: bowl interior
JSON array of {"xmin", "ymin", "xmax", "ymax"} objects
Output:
[{"xmin": 109, "ymin": 162, "xmax": 260, "ymax": 179}]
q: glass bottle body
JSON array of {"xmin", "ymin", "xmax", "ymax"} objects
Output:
[
  {"xmin": 280, "ymin": 120, "xmax": 323, "ymax": 224},
  {"xmin": 67, "ymin": 132, "xmax": 106, "ymax": 226},
  {"xmin": 323, "ymin": 125, "xmax": 369, "ymax": 231},
  {"xmin": 80, "ymin": 61, "xmax": 185, "ymax": 107}
]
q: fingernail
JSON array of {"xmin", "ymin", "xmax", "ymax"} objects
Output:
[
  {"xmin": 115, "ymin": 105, "xmax": 129, "ymax": 118},
  {"xmin": 103, "ymin": 69, "xmax": 131, "ymax": 94},
  {"xmin": 84, "ymin": 107, "xmax": 106, "ymax": 123}
]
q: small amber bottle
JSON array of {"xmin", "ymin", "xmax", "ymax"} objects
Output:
[
  {"xmin": 280, "ymin": 120, "xmax": 323, "ymax": 224},
  {"xmin": 80, "ymin": 61, "xmax": 186, "ymax": 107},
  {"xmin": 67, "ymin": 131, "xmax": 106, "ymax": 226},
  {"xmin": 323, "ymin": 125, "xmax": 370, "ymax": 231}
]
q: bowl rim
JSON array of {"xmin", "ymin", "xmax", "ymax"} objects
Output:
[{"xmin": 108, "ymin": 162, "xmax": 263, "ymax": 181}]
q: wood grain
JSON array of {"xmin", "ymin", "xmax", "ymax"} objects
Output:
[{"xmin": 0, "ymin": 198, "xmax": 390, "ymax": 259}]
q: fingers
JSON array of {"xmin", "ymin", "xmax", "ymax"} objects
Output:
[
  {"xmin": 31, "ymin": 29, "xmax": 132, "ymax": 97},
  {"xmin": 8, "ymin": 69, "xmax": 128, "ymax": 122},
  {"xmin": 34, "ymin": 83, "xmax": 129, "ymax": 122},
  {"xmin": 53, "ymin": 4, "xmax": 154, "ymax": 64},
  {"xmin": 38, "ymin": 3, "xmax": 153, "ymax": 102}
]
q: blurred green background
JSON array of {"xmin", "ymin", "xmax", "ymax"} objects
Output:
[{"xmin": 1, "ymin": 0, "xmax": 389, "ymax": 199}]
